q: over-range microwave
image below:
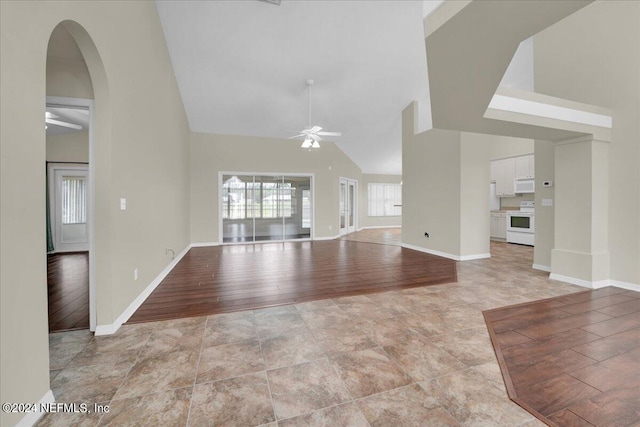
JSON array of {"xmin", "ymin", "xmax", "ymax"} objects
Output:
[{"xmin": 514, "ymin": 178, "xmax": 535, "ymax": 194}]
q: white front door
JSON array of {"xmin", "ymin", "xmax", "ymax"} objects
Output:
[
  {"xmin": 50, "ymin": 166, "xmax": 89, "ymax": 252},
  {"xmin": 339, "ymin": 178, "xmax": 357, "ymax": 235}
]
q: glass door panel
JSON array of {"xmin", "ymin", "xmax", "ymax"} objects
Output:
[
  {"xmin": 255, "ymin": 175, "xmax": 284, "ymax": 241},
  {"xmin": 340, "ymin": 181, "xmax": 347, "ymax": 234},
  {"xmin": 348, "ymin": 182, "xmax": 355, "ymax": 231},
  {"xmin": 284, "ymin": 176, "xmax": 311, "ymax": 240},
  {"xmin": 222, "ymin": 174, "xmax": 254, "ymax": 243}
]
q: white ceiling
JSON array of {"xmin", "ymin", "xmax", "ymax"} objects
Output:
[{"xmin": 156, "ymin": 0, "xmax": 433, "ymax": 175}]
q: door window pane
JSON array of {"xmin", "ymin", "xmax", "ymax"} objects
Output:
[{"xmin": 62, "ymin": 177, "xmax": 86, "ymax": 224}]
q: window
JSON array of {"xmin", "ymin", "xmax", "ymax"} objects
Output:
[
  {"xmin": 368, "ymin": 183, "xmax": 401, "ymax": 217},
  {"xmin": 222, "ymin": 177, "xmax": 297, "ymax": 220},
  {"xmin": 61, "ymin": 177, "xmax": 87, "ymax": 224}
]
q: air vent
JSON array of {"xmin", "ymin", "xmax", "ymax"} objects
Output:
[{"xmin": 258, "ymin": 0, "xmax": 281, "ymax": 5}]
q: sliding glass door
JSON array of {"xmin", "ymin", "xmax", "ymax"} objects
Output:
[{"xmin": 222, "ymin": 174, "xmax": 312, "ymax": 243}]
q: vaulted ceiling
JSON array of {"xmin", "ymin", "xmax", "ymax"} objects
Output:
[{"xmin": 156, "ymin": 0, "xmax": 434, "ymax": 175}]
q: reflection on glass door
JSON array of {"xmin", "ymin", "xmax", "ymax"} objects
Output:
[
  {"xmin": 222, "ymin": 174, "xmax": 312, "ymax": 243},
  {"xmin": 339, "ymin": 178, "xmax": 357, "ymax": 235}
]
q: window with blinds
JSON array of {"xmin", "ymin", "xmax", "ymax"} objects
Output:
[
  {"xmin": 368, "ymin": 183, "xmax": 402, "ymax": 217},
  {"xmin": 62, "ymin": 177, "xmax": 87, "ymax": 224}
]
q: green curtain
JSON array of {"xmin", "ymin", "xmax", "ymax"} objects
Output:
[{"xmin": 46, "ymin": 165, "xmax": 54, "ymax": 252}]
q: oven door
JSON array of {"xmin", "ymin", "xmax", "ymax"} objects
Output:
[{"xmin": 507, "ymin": 212, "xmax": 534, "ymax": 233}]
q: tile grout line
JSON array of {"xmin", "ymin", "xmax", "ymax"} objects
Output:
[{"xmin": 184, "ymin": 317, "xmax": 210, "ymax": 427}]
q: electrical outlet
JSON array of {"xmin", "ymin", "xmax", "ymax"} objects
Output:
[
  {"xmin": 134, "ymin": 268, "xmax": 138, "ymax": 280},
  {"xmin": 120, "ymin": 198, "xmax": 127, "ymax": 210}
]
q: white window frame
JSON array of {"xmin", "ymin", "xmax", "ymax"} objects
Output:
[{"xmin": 368, "ymin": 183, "xmax": 402, "ymax": 217}]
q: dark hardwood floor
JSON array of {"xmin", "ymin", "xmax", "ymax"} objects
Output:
[
  {"xmin": 128, "ymin": 238, "xmax": 457, "ymax": 323},
  {"xmin": 47, "ymin": 252, "xmax": 89, "ymax": 332},
  {"xmin": 484, "ymin": 286, "xmax": 640, "ymax": 427}
]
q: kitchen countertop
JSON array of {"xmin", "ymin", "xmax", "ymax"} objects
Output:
[{"xmin": 491, "ymin": 208, "xmax": 520, "ymax": 213}]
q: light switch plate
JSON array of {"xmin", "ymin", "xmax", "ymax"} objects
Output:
[
  {"xmin": 120, "ymin": 198, "xmax": 126, "ymax": 210},
  {"xmin": 542, "ymin": 198, "xmax": 553, "ymax": 207}
]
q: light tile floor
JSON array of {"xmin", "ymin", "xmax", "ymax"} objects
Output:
[{"xmin": 40, "ymin": 242, "xmax": 583, "ymax": 426}]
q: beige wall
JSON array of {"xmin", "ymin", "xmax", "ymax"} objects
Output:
[
  {"xmin": 402, "ymin": 103, "xmax": 462, "ymax": 257},
  {"xmin": 533, "ymin": 140, "xmax": 555, "ymax": 269},
  {"xmin": 402, "ymin": 102, "xmax": 536, "ymax": 259},
  {"xmin": 46, "ymin": 131, "xmax": 89, "ymax": 163},
  {"xmin": 1, "ymin": 2, "xmax": 191, "ymax": 425},
  {"xmin": 534, "ymin": 0, "xmax": 640, "ymax": 285},
  {"xmin": 359, "ymin": 174, "xmax": 403, "ymax": 229},
  {"xmin": 190, "ymin": 132, "xmax": 362, "ymax": 243}
]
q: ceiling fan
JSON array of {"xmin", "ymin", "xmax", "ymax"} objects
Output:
[
  {"xmin": 45, "ymin": 111, "xmax": 82, "ymax": 130},
  {"xmin": 289, "ymin": 79, "xmax": 341, "ymax": 149}
]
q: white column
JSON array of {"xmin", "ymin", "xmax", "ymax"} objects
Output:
[{"xmin": 550, "ymin": 136, "xmax": 610, "ymax": 287}]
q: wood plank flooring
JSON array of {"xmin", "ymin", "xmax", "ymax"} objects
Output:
[
  {"xmin": 128, "ymin": 237, "xmax": 456, "ymax": 323},
  {"xmin": 47, "ymin": 252, "xmax": 89, "ymax": 332},
  {"xmin": 484, "ymin": 286, "xmax": 640, "ymax": 426}
]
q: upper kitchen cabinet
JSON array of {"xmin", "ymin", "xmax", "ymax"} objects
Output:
[
  {"xmin": 515, "ymin": 154, "xmax": 535, "ymax": 179},
  {"xmin": 491, "ymin": 154, "xmax": 534, "ymax": 197},
  {"xmin": 493, "ymin": 157, "xmax": 516, "ymax": 197}
]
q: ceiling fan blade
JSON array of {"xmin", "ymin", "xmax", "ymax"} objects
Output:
[
  {"xmin": 309, "ymin": 125, "xmax": 322, "ymax": 133},
  {"xmin": 288, "ymin": 134, "xmax": 305, "ymax": 139},
  {"xmin": 317, "ymin": 131, "xmax": 341, "ymax": 137},
  {"xmin": 46, "ymin": 118, "xmax": 82, "ymax": 130},
  {"xmin": 309, "ymin": 134, "xmax": 322, "ymax": 142},
  {"xmin": 45, "ymin": 112, "xmax": 59, "ymax": 119}
]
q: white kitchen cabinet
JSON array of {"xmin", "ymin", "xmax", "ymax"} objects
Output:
[
  {"xmin": 515, "ymin": 154, "xmax": 535, "ymax": 179},
  {"xmin": 490, "ymin": 212, "xmax": 507, "ymax": 240},
  {"xmin": 494, "ymin": 157, "xmax": 516, "ymax": 197},
  {"xmin": 491, "ymin": 155, "xmax": 533, "ymax": 197},
  {"xmin": 490, "ymin": 160, "xmax": 500, "ymax": 183}
]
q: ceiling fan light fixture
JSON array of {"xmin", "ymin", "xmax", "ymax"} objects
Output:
[
  {"xmin": 301, "ymin": 139, "xmax": 313, "ymax": 148},
  {"xmin": 311, "ymin": 141, "xmax": 320, "ymax": 148}
]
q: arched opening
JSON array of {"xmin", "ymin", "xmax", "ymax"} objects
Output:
[{"xmin": 45, "ymin": 20, "xmax": 110, "ymax": 343}]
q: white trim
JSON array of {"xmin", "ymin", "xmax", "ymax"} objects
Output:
[
  {"xmin": 488, "ymin": 94, "xmax": 612, "ymax": 128},
  {"xmin": 190, "ymin": 242, "xmax": 220, "ymax": 247},
  {"xmin": 359, "ymin": 225, "xmax": 402, "ymax": 230},
  {"xmin": 549, "ymin": 273, "xmax": 610, "ymax": 289},
  {"xmin": 401, "ymin": 243, "xmax": 488, "ymax": 261},
  {"xmin": 553, "ymin": 134, "xmax": 611, "ymax": 146},
  {"xmin": 532, "ymin": 264, "xmax": 552, "ymax": 272},
  {"xmin": 15, "ymin": 390, "xmax": 55, "ymax": 427},
  {"xmin": 549, "ymin": 274, "xmax": 640, "ymax": 293},
  {"xmin": 313, "ymin": 234, "xmax": 341, "ymax": 241},
  {"xmin": 459, "ymin": 253, "xmax": 491, "ymax": 261},
  {"xmin": 94, "ymin": 244, "xmax": 191, "ymax": 336},
  {"xmin": 609, "ymin": 280, "xmax": 640, "ymax": 293},
  {"xmin": 46, "ymin": 96, "xmax": 96, "ymax": 332}
]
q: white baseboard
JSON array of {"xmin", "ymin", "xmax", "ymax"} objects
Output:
[
  {"xmin": 549, "ymin": 273, "xmax": 639, "ymax": 292},
  {"xmin": 190, "ymin": 241, "xmax": 219, "ymax": 247},
  {"xmin": 16, "ymin": 389, "xmax": 55, "ymax": 427},
  {"xmin": 313, "ymin": 234, "xmax": 341, "ymax": 241},
  {"xmin": 401, "ymin": 243, "xmax": 488, "ymax": 262},
  {"xmin": 94, "ymin": 244, "xmax": 191, "ymax": 336},
  {"xmin": 609, "ymin": 279, "xmax": 640, "ymax": 293},
  {"xmin": 359, "ymin": 225, "xmax": 402, "ymax": 230},
  {"xmin": 459, "ymin": 253, "xmax": 491, "ymax": 261},
  {"xmin": 532, "ymin": 264, "xmax": 552, "ymax": 272}
]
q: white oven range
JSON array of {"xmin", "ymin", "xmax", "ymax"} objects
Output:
[{"xmin": 506, "ymin": 201, "xmax": 535, "ymax": 246}]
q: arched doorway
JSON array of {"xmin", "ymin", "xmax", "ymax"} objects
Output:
[{"xmin": 45, "ymin": 20, "xmax": 110, "ymax": 334}]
